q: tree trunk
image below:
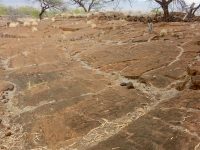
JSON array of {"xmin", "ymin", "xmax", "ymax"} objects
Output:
[
  {"xmin": 39, "ymin": 8, "xmax": 45, "ymax": 20},
  {"xmin": 162, "ymin": 3, "xmax": 170, "ymax": 21},
  {"xmin": 82, "ymin": 7, "xmax": 87, "ymax": 12},
  {"xmin": 79, "ymin": 3, "xmax": 88, "ymax": 12}
]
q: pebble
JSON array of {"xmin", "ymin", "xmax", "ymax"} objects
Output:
[
  {"xmin": 2, "ymin": 95, "xmax": 6, "ymax": 100},
  {"xmin": 5, "ymin": 131, "xmax": 12, "ymax": 137},
  {"xmin": 120, "ymin": 82, "xmax": 127, "ymax": 86},
  {"xmin": 0, "ymin": 112, "xmax": 4, "ymax": 115},
  {"xmin": 2, "ymin": 99, "xmax": 8, "ymax": 103},
  {"xmin": 126, "ymin": 82, "xmax": 134, "ymax": 89}
]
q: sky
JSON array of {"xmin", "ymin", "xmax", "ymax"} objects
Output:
[{"xmin": 2, "ymin": 0, "xmax": 200, "ymax": 13}]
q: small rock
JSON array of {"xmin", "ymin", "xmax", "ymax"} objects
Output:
[
  {"xmin": 2, "ymin": 95, "xmax": 6, "ymax": 99},
  {"xmin": 0, "ymin": 146, "xmax": 6, "ymax": 149},
  {"xmin": 0, "ymin": 83, "xmax": 14, "ymax": 91},
  {"xmin": 175, "ymin": 81, "xmax": 187, "ymax": 91},
  {"xmin": 192, "ymin": 75, "xmax": 200, "ymax": 86},
  {"xmin": 138, "ymin": 78, "xmax": 147, "ymax": 84},
  {"xmin": 126, "ymin": 82, "xmax": 134, "ymax": 89},
  {"xmin": 2, "ymin": 99, "xmax": 8, "ymax": 103},
  {"xmin": 5, "ymin": 131, "xmax": 12, "ymax": 137},
  {"xmin": 120, "ymin": 82, "xmax": 127, "ymax": 86}
]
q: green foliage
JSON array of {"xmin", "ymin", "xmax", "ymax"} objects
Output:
[
  {"xmin": 70, "ymin": 8, "xmax": 85, "ymax": 14},
  {"xmin": 44, "ymin": 8, "xmax": 85, "ymax": 17},
  {"xmin": 0, "ymin": 5, "xmax": 7, "ymax": 15},
  {"xmin": 0, "ymin": 5, "xmax": 40, "ymax": 18},
  {"xmin": 17, "ymin": 6, "xmax": 40, "ymax": 18}
]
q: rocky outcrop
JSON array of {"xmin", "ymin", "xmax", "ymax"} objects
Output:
[{"xmin": 0, "ymin": 16, "xmax": 200, "ymax": 149}]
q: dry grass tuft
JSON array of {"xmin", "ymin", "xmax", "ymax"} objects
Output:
[
  {"xmin": 23, "ymin": 21, "xmax": 31, "ymax": 27},
  {"xmin": 31, "ymin": 27, "xmax": 38, "ymax": 32},
  {"xmin": 51, "ymin": 17, "xmax": 55, "ymax": 22},
  {"xmin": 91, "ymin": 23, "xmax": 97, "ymax": 28},
  {"xmin": 87, "ymin": 13, "xmax": 91, "ymax": 18},
  {"xmin": 61, "ymin": 13, "xmax": 67, "ymax": 18},
  {"xmin": 94, "ymin": 12, "xmax": 99, "ymax": 15},
  {"xmin": 160, "ymin": 29, "xmax": 167, "ymax": 36},
  {"xmin": 86, "ymin": 21, "xmax": 92, "ymax": 24},
  {"xmin": 9, "ymin": 22, "xmax": 19, "ymax": 28},
  {"xmin": 32, "ymin": 21, "xmax": 38, "ymax": 26}
]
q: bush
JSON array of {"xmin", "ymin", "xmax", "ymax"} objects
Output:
[
  {"xmin": 0, "ymin": 5, "xmax": 7, "ymax": 15},
  {"xmin": 71, "ymin": 8, "xmax": 85, "ymax": 14},
  {"xmin": 0, "ymin": 5, "xmax": 40, "ymax": 18},
  {"xmin": 17, "ymin": 6, "xmax": 40, "ymax": 18}
]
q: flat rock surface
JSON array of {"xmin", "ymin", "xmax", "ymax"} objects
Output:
[{"xmin": 0, "ymin": 17, "xmax": 200, "ymax": 149}]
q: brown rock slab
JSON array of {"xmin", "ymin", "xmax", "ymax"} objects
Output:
[{"xmin": 0, "ymin": 18, "xmax": 200, "ymax": 150}]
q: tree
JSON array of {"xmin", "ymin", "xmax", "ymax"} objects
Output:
[
  {"xmin": 186, "ymin": 3, "xmax": 200, "ymax": 21},
  {"xmin": 147, "ymin": 0, "xmax": 186, "ymax": 21},
  {"xmin": 190, "ymin": 3, "xmax": 200, "ymax": 17},
  {"xmin": 67, "ymin": 0, "xmax": 114, "ymax": 12},
  {"xmin": 27, "ymin": 0, "xmax": 66, "ymax": 19}
]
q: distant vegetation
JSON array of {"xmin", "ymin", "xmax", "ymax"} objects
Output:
[
  {"xmin": 0, "ymin": 0, "xmax": 200, "ymax": 22},
  {"xmin": 0, "ymin": 4, "xmax": 86, "ymax": 20},
  {"xmin": 17, "ymin": 6, "xmax": 40, "ymax": 18},
  {"xmin": 68, "ymin": 8, "xmax": 85, "ymax": 14},
  {"xmin": 44, "ymin": 8, "xmax": 85, "ymax": 17},
  {"xmin": 0, "ymin": 5, "xmax": 40, "ymax": 19}
]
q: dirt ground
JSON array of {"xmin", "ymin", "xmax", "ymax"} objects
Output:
[{"xmin": 0, "ymin": 14, "xmax": 200, "ymax": 150}]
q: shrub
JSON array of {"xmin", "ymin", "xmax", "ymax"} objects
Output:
[
  {"xmin": 160, "ymin": 29, "xmax": 167, "ymax": 36},
  {"xmin": 23, "ymin": 21, "xmax": 31, "ymax": 27},
  {"xmin": 31, "ymin": 26, "xmax": 38, "ymax": 32},
  {"xmin": 32, "ymin": 21, "xmax": 38, "ymax": 26},
  {"xmin": 17, "ymin": 6, "xmax": 40, "ymax": 18},
  {"xmin": 91, "ymin": 23, "xmax": 97, "ymax": 28},
  {"xmin": 0, "ymin": 5, "xmax": 7, "ymax": 15},
  {"xmin": 71, "ymin": 8, "xmax": 85, "ymax": 14},
  {"xmin": 9, "ymin": 22, "xmax": 19, "ymax": 28}
]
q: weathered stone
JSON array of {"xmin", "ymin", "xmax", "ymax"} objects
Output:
[
  {"xmin": 120, "ymin": 82, "xmax": 127, "ymax": 86},
  {"xmin": 5, "ymin": 131, "xmax": 12, "ymax": 137},
  {"xmin": 187, "ymin": 67, "xmax": 200, "ymax": 76},
  {"xmin": 192, "ymin": 75, "xmax": 200, "ymax": 86},
  {"xmin": 0, "ymin": 82, "xmax": 14, "ymax": 92},
  {"xmin": 175, "ymin": 81, "xmax": 187, "ymax": 91},
  {"xmin": 126, "ymin": 82, "xmax": 134, "ymax": 89},
  {"xmin": 0, "ymin": 15, "xmax": 200, "ymax": 150}
]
